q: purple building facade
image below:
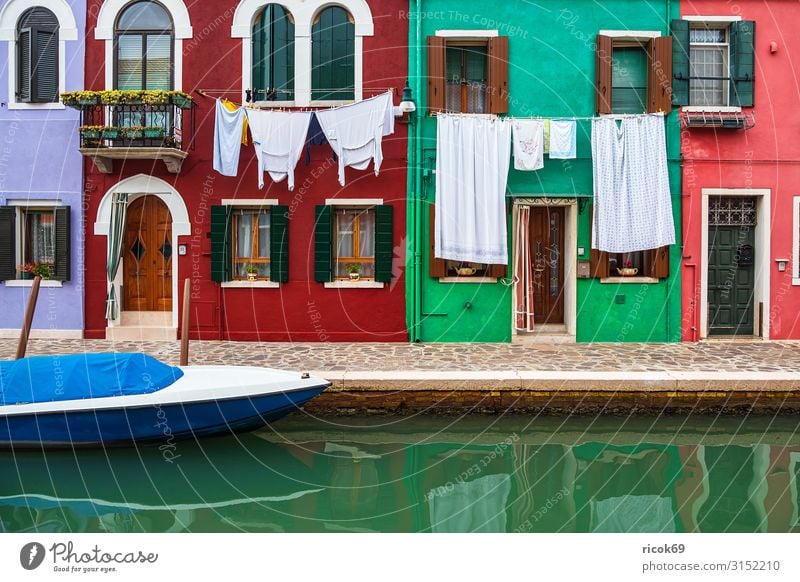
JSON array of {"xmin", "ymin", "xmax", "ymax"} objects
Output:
[{"xmin": 0, "ymin": 0, "xmax": 84, "ymax": 337}]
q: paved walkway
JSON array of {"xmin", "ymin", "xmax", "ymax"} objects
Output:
[
  {"xmin": 5, "ymin": 339, "xmax": 800, "ymax": 412},
  {"xmin": 4, "ymin": 338, "xmax": 800, "ymax": 372}
]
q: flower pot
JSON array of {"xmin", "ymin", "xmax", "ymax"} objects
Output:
[
  {"xmin": 171, "ymin": 95, "xmax": 193, "ymax": 109},
  {"xmin": 20, "ymin": 272, "xmax": 32, "ymax": 280},
  {"xmin": 101, "ymin": 128, "xmax": 120, "ymax": 139},
  {"xmin": 81, "ymin": 130, "xmax": 100, "ymax": 139},
  {"xmin": 77, "ymin": 97, "xmax": 99, "ymax": 106},
  {"xmin": 617, "ymin": 267, "xmax": 639, "ymax": 277},
  {"xmin": 247, "ymin": 272, "xmax": 257, "ymax": 282},
  {"xmin": 144, "ymin": 129, "xmax": 165, "ymax": 139},
  {"xmin": 349, "ymin": 273, "xmax": 360, "ymax": 281}
]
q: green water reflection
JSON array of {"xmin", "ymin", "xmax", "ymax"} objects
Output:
[{"xmin": 2, "ymin": 415, "xmax": 799, "ymax": 533}]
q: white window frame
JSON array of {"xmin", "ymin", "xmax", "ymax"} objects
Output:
[
  {"xmin": 0, "ymin": 0, "xmax": 78, "ymax": 110},
  {"xmin": 682, "ymin": 16, "xmax": 742, "ymax": 113},
  {"xmin": 793, "ymin": 196, "xmax": 800, "ymax": 286},
  {"xmin": 220, "ymin": 198, "xmax": 280, "ymax": 288},
  {"xmin": 324, "ymin": 197, "xmax": 384, "ymax": 289},
  {"xmin": 3, "ymin": 198, "xmax": 63, "ymax": 287},
  {"xmin": 231, "ymin": 0, "xmax": 374, "ymax": 107},
  {"xmin": 95, "ymin": 0, "xmax": 193, "ymax": 91}
]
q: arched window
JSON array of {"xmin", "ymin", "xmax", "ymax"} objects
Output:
[
  {"xmin": 16, "ymin": 7, "xmax": 59, "ymax": 103},
  {"xmin": 252, "ymin": 4, "xmax": 294, "ymax": 102},
  {"xmin": 311, "ymin": 6, "xmax": 354, "ymax": 101},
  {"xmin": 115, "ymin": 1, "xmax": 173, "ymax": 90}
]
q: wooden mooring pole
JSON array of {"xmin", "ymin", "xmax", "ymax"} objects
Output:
[
  {"xmin": 16, "ymin": 276, "xmax": 42, "ymax": 360},
  {"xmin": 179, "ymin": 278, "xmax": 191, "ymax": 366}
]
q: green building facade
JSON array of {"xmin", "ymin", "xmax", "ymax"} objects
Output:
[{"xmin": 406, "ymin": 0, "xmax": 682, "ymax": 343}]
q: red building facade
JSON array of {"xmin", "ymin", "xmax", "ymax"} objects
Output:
[
  {"xmin": 82, "ymin": 0, "xmax": 409, "ymax": 342},
  {"xmin": 680, "ymin": 0, "xmax": 800, "ymax": 340}
]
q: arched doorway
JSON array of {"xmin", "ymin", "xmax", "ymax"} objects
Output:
[{"xmin": 123, "ymin": 196, "xmax": 172, "ymax": 312}]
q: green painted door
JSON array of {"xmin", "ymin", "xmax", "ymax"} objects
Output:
[{"xmin": 708, "ymin": 224, "xmax": 755, "ymax": 336}]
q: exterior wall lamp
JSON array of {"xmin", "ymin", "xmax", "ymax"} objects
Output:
[{"xmin": 394, "ymin": 80, "xmax": 416, "ymax": 118}]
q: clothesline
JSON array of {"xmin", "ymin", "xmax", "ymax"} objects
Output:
[
  {"xmin": 432, "ymin": 111, "xmax": 665, "ymax": 121},
  {"xmin": 195, "ymin": 88, "xmax": 395, "ymax": 112}
]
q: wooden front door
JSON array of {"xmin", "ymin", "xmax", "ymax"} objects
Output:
[
  {"xmin": 123, "ymin": 196, "xmax": 172, "ymax": 312},
  {"xmin": 530, "ymin": 206, "xmax": 565, "ymax": 324}
]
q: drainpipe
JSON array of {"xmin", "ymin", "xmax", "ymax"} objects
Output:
[{"xmin": 411, "ymin": 0, "xmax": 423, "ymax": 342}]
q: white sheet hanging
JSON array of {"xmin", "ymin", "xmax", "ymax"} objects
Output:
[
  {"xmin": 512, "ymin": 119, "xmax": 544, "ymax": 171},
  {"xmin": 315, "ymin": 92, "xmax": 395, "ymax": 187},
  {"xmin": 591, "ymin": 115, "xmax": 675, "ymax": 253},
  {"xmin": 513, "ymin": 205, "xmax": 535, "ymax": 331},
  {"xmin": 245, "ymin": 109, "xmax": 312, "ymax": 190},
  {"xmin": 591, "ymin": 495, "xmax": 676, "ymax": 533},
  {"xmin": 435, "ymin": 114, "xmax": 512, "ymax": 265},
  {"xmin": 428, "ymin": 474, "xmax": 511, "ymax": 532},
  {"xmin": 213, "ymin": 99, "xmax": 245, "ymax": 176}
]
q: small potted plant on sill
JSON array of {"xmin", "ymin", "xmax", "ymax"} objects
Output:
[
  {"xmin": 245, "ymin": 265, "xmax": 259, "ymax": 282},
  {"xmin": 617, "ymin": 261, "xmax": 638, "ymax": 277},
  {"xmin": 79, "ymin": 125, "xmax": 104, "ymax": 139},
  {"xmin": 347, "ymin": 263, "xmax": 361, "ymax": 281},
  {"xmin": 32, "ymin": 262, "xmax": 53, "ymax": 280},
  {"xmin": 17, "ymin": 263, "xmax": 34, "ymax": 280}
]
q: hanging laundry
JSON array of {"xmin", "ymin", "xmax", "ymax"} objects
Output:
[
  {"xmin": 513, "ymin": 205, "xmax": 535, "ymax": 331},
  {"xmin": 213, "ymin": 99, "xmax": 246, "ymax": 177},
  {"xmin": 435, "ymin": 114, "xmax": 512, "ymax": 265},
  {"xmin": 246, "ymin": 109, "xmax": 312, "ymax": 190},
  {"xmin": 543, "ymin": 119, "xmax": 551, "ymax": 154},
  {"xmin": 548, "ymin": 118, "xmax": 577, "ymax": 159},
  {"xmin": 315, "ymin": 92, "xmax": 394, "ymax": 187},
  {"xmin": 591, "ymin": 115, "xmax": 675, "ymax": 253},
  {"xmin": 222, "ymin": 99, "xmax": 249, "ymax": 145},
  {"xmin": 304, "ymin": 112, "xmax": 336, "ymax": 165},
  {"xmin": 512, "ymin": 119, "xmax": 544, "ymax": 171}
]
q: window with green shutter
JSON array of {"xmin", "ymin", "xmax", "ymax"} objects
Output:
[
  {"xmin": 0, "ymin": 206, "xmax": 70, "ymax": 281},
  {"xmin": 16, "ymin": 7, "xmax": 59, "ymax": 103},
  {"xmin": 311, "ymin": 6, "xmax": 354, "ymax": 101},
  {"xmin": 252, "ymin": 4, "xmax": 295, "ymax": 102}
]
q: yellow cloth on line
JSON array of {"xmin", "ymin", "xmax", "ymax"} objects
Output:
[
  {"xmin": 543, "ymin": 119, "xmax": 550, "ymax": 154},
  {"xmin": 222, "ymin": 99, "xmax": 249, "ymax": 145}
]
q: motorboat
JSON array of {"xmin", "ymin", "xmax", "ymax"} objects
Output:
[{"xmin": 0, "ymin": 352, "xmax": 329, "ymax": 448}]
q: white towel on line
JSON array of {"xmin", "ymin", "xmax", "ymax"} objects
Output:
[
  {"xmin": 315, "ymin": 92, "xmax": 394, "ymax": 187},
  {"xmin": 212, "ymin": 99, "xmax": 245, "ymax": 176},
  {"xmin": 548, "ymin": 118, "xmax": 577, "ymax": 159},
  {"xmin": 245, "ymin": 109, "xmax": 312, "ymax": 190},
  {"xmin": 512, "ymin": 119, "xmax": 544, "ymax": 171},
  {"xmin": 591, "ymin": 115, "xmax": 675, "ymax": 253}
]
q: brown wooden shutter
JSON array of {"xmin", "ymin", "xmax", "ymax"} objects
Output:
[
  {"xmin": 588, "ymin": 204, "xmax": 609, "ymax": 278},
  {"xmin": 428, "ymin": 204, "xmax": 447, "ymax": 278},
  {"xmin": 487, "ymin": 36, "xmax": 509, "ymax": 114},
  {"xmin": 595, "ymin": 35, "xmax": 613, "ymax": 114},
  {"xmin": 647, "ymin": 246, "xmax": 670, "ymax": 279},
  {"xmin": 487, "ymin": 263, "xmax": 507, "ymax": 278},
  {"xmin": 427, "ymin": 36, "xmax": 446, "ymax": 115},
  {"xmin": 647, "ymin": 36, "xmax": 673, "ymax": 114}
]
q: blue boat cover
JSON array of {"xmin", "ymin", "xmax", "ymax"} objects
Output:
[{"xmin": 0, "ymin": 353, "xmax": 184, "ymax": 406}]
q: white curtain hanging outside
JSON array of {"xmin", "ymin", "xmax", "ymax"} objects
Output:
[
  {"xmin": 435, "ymin": 114, "xmax": 512, "ymax": 265},
  {"xmin": 513, "ymin": 205, "xmax": 535, "ymax": 332},
  {"xmin": 105, "ymin": 192, "xmax": 128, "ymax": 321},
  {"xmin": 591, "ymin": 115, "xmax": 675, "ymax": 253}
]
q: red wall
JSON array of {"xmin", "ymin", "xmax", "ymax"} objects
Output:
[
  {"xmin": 681, "ymin": 0, "xmax": 800, "ymax": 340},
  {"xmin": 83, "ymin": 0, "xmax": 409, "ymax": 341}
]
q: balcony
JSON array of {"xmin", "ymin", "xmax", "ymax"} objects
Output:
[{"xmin": 63, "ymin": 91, "xmax": 195, "ymax": 174}]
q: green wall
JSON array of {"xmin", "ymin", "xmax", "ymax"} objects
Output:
[{"xmin": 407, "ymin": 0, "xmax": 682, "ymax": 343}]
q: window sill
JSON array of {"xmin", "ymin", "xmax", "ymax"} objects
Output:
[
  {"xmin": 221, "ymin": 281, "xmax": 280, "ymax": 289},
  {"xmin": 600, "ymin": 277, "xmax": 660, "ymax": 284},
  {"xmin": 792, "ymin": 278, "xmax": 800, "ymax": 287},
  {"xmin": 324, "ymin": 280, "xmax": 385, "ymax": 289},
  {"xmin": 682, "ymin": 106, "xmax": 742, "ymax": 113},
  {"xmin": 253, "ymin": 100, "xmax": 296, "ymax": 108},
  {"xmin": 439, "ymin": 277, "xmax": 498, "ymax": 284},
  {"xmin": 4, "ymin": 279, "xmax": 63, "ymax": 288},
  {"xmin": 7, "ymin": 102, "xmax": 65, "ymax": 111}
]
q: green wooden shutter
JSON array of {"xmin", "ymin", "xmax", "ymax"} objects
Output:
[
  {"xmin": 314, "ymin": 205, "xmax": 333, "ymax": 283},
  {"xmin": 312, "ymin": 7, "xmax": 354, "ymax": 100},
  {"xmin": 53, "ymin": 206, "xmax": 70, "ymax": 281},
  {"xmin": 17, "ymin": 28, "xmax": 32, "ymax": 102},
  {"xmin": 670, "ymin": 19, "xmax": 690, "ymax": 106},
  {"xmin": 210, "ymin": 205, "xmax": 232, "ymax": 283},
  {"xmin": 270, "ymin": 205, "xmax": 289, "ymax": 283},
  {"xmin": 251, "ymin": 8, "xmax": 266, "ymax": 99},
  {"xmin": 374, "ymin": 205, "xmax": 394, "ymax": 284},
  {"xmin": 0, "ymin": 207, "xmax": 16, "ymax": 281},
  {"xmin": 273, "ymin": 5, "xmax": 295, "ymax": 100},
  {"xmin": 731, "ymin": 21, "xmax": 755, "ymax": 107},
  {"xmin": 33, "ymin": 28, "xmax": 58, "ymax": 102}
]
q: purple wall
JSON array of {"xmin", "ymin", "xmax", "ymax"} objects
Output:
[{"xmin": 0, "ymin": 0, "xmax": 85, "ymax": 334}]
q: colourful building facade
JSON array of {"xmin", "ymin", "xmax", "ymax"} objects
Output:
[
  {"xmin": 406, "ymin": 0, "xmax": 682, "ymax": 343},
  {"xmin": 0, "ymin": 0, "xmax": 85, "ymax": 338},
  {"xmin": 79, "ymin": 0, "xmax": 409, "ymax": 342},
  {"xmin": 680, "ymin": 0, "xmax": 800, "ymax": 340}
]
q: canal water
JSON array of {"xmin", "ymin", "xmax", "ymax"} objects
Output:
[{"xmin": 1, "ymin": 414, "xmax": 798, "ymax": 533}]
